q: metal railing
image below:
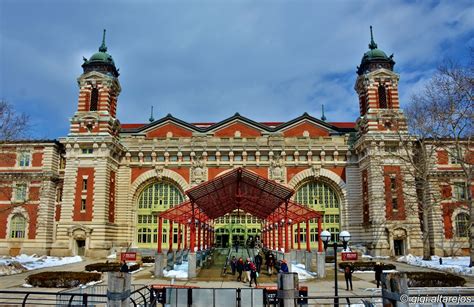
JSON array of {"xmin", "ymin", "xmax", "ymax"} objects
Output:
[{"xmin": 0, "ymin": 285, "xmax": 151, "ymax": 307}]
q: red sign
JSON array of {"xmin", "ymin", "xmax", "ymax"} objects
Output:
[
  {"xmin": 121, "ymin": 252, "xmax": 137, "ymax": 262},
  {"xmin": 341, "ymin": 252, "xmax": 358, "ymax": 261}
]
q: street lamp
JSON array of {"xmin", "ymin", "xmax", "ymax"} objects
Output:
[{"xmin": 321, "ymin": 230, "xmax": 351, "ymax": 306}]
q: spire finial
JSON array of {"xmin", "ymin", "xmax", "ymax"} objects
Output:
[
  {"xmin": 149, "ymin": 106, "xmax": 155, "ymax": 122},
  {"xmin": 368, "ymin": 25, "xmax": 378, "ymax": 50},
  {"xmin": 99, "ymin": 29, "xmax": 107, "ymax": 52},
  {"xmin": 321, "ymin": 104, "xmax": 327, "ymax": 121}
]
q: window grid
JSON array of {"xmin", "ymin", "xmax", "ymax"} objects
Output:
[{"xmin": 10, "ymin": 214, "xmax": 27, "ymax": 239}]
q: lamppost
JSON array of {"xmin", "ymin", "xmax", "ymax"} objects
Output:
[{"xmin": 321, "ymin": 230, "xmax": 351, "ymax": 306}]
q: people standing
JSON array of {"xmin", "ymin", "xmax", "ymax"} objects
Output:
[
  {"xmin": 230, "ymin": 256, "xmax": 237, "ymax": 275},
  {"xmin": 266, "ymin": 253, "xmax": 275, "ymax": 276},
  {"xmin": 344, "ymin": 263, "xmax": 354, "ymax": 291},
  {"xmin": 249, "ymin": 260, "xmax": 258, "ymax": 287},
  {"xmin": 235, "ymin": 240, "xmax": 239, "ymax": 253},
  {"xmin": 254, "ymin": 252, "xmax": 263, "ymax": 273},
  {"xmin": 374, "ymin": 262, "xmax": 383, "ymax": 288},
  {"xmin": 236, "ymin": 257, "xmax": 244, "ymax": 281},
  {"xmin": 244, "ymin": 258, "xmax": 251, "ymax": 283}
]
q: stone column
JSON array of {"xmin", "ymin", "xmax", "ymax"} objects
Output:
[
  {"xmin": 107, "ymin": 272, "xmax": 131, "ymax": 307},
  {"xmin": 316, "ymin": 252, "xmax": 326, "ymax": 278},
  {"xmin": 188, "ymin": 252, "xmax": 197, "ymax": 278},
  {"xmin": 154, "ymin": 252, "xmax": 165, "ymax": 277},
  {"xmin": 277, "ymin": 272, "xmax": 299, "ymax": 307}
]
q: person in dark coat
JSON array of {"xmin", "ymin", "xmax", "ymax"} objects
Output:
[
  {"xmin": 236, "ymin": 257, "xmax": 244, "ymax": 281},
  {"xmin": 249, "ymin": 261, "xmax": 258, "ymax": 287},
  {"xmin": 230, "ymin": 256, "xmax": 237, "ymax": 275},
  {"xmin": 120, "ymin": 261, "xmax": 129, "ymax": 273},
  {"xmin": 234, "ymin": 240, "xmax": 239, "ymax": 252},
  {"xmin": 254, "ymin": 252, "xmax": 263, "ymax": 273},
  {"xmin": 279, "ymin": 259, "xmax": 289, "ymax": 273},
  {"xmin": 374, "ymin": 262, "xmax": 383, "ymax": 288},
  {"xmin": 344, "ymin": 263, "xmax": 354, "ymax": 291},
  {"xmin": 266, "ymin": 253, "xmax": 275, "ymax": 275},
  {"xmin": 244, "ymin": 258, "xmax": 251, "ymax": 283}
]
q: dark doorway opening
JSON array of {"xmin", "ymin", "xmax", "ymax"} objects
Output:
[
  {"xmin": 394, "ymin": 239, "xmax": 404, "ymax": 256},
  {"xmin": 76, "ymin": 239, "xmax": 86, "ymax": 256}
]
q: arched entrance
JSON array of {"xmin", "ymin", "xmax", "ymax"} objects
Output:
[
  {"xmin": 136, "ymin": 180, "xmax": 185, "ymax": 248},
  {"xmin": 294, "ymin": 179, "xmax": 341, "ymax": 247}
]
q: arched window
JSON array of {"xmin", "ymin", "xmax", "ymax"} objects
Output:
[
  {"xmin": 90, "ymin": 88, "xmax": 99, "ymax": 111},
  {"xmin": 455, "ymin": 212, "xmax": 469, "ymax": 238},
  {"xmin": 378, "ymin": 85, "xmax": 387, "ymax": 108},
  {"xmin": 136, "ymin": 181, "xmax": 185, "ymax": 248},
  {"xmin": 10, "ymin": 214, "xmax": 27, "ymax": 239}
]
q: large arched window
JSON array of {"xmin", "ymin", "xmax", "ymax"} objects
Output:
[
  {"xmin": 10, "ymin": 214, "xmax": 27, "ymax": 239},
  {"xmin": 136, "ymin": 181, "xmax": 184, "ymax": 248},
  {"xmin": 455, "ymin": 212, "xmax": 469, "ymax": 238},
  {"xmin": 294, "ymin": 180, "xmax": 340, "ymax": 243}
]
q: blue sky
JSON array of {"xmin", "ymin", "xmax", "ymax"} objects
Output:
[{"xmin": 1, "ymin": 0, "xmax": 473, "ymax": 139}]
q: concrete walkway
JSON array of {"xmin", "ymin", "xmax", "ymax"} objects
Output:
[{"xmin": 1, "ymin": 256, "xmax": 473, "ymax": 300}]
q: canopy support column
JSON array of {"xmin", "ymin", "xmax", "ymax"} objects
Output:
[
  {"xmin": 190, "ymin": 203, "xmax": 196, "ymax": 252},
  {"xmin": 284, "ymin": 202, "xmax": 289, "ymax": 253},
  {"xmin": 278, "ymin": 223, "xmax": 282, "ymax": 252},
  {"xmin": 272, "ymin": 223, "xmax": 276, "ymax": 251},
  {"xmin": 177, "ymin": 223, "xmax": 181, "ymax": 251},
  {"xmin": 169, "ymin": 220, "xmax": 174, "ymax": 252},
  {"xmin": 157, "ymin": 217, "xmax": 163, "ymax": 253},
  {"xmin": 291, "ymin": 224, "xmax": 294, "ymax": 250},
  {"xmin": 318, "ymin": 216, "xmax": 323, "ymax": 253},
  {"xmin": 184, "ymin": 224, "xmax": 188, "ymax": 250},
  {"xmin": 197, "ymin": 222, "xmax": 201, "ymax": 251},
  {"xmin": 305, "ymin": 219, "xmax": 310, "ymax": 252},
  {"xmin": 297, "ymin": 222, "xmax": 301, "ymax": 250}
]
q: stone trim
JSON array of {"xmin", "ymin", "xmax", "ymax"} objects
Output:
[{"xmin": 129, "ymin": 168, "xmax": 190, "ymax": 204}]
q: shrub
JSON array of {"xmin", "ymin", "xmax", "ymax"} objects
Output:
[
  {"xmin": 338, "ymin": 261, "xmax": 396, "ymax": 271},
  {"xmin": 407, "ymin": 272, "xmax": 465, "ymax": 287},
  {"xmin": 85, "ymin": 262, "xmax": 140, "ymax": 272},
  {"xmin": 26, "ymin": 271, "xmax": 101, "ymax": 288},
  {"xmin": 142, "ymin": 256, "xmax": 155, "ymax": 263}
]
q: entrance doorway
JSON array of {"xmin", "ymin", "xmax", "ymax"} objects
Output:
[
  {"xmin": 216, "ymin": 234, "xmax": 230, "ymax": 248},
  {"xmin": 232, "ymin": 235, "xmax": 244, "ymax": 246},
  {"xmin": 76, "ymin": 239, "xmax": 85, "ymax": 256},
  {"xmin": 394, "ymin": 239, "xmax": 404, "ymax": 256}
]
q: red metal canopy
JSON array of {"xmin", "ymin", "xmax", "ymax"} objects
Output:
[
  {"xmin": 159, "ymin": 167, "xmax": 321, "ymax": 223},
  {"xmin": 185, "ymin": 167, "xmax": 294, "ymax": 220}
]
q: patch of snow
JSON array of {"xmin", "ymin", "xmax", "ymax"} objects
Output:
[
  {"xmin": 354, "ymin": 270, "xmax": 398, "ymax": 274},
  {"xmin": 361, "ymin": 255, "xmax": 390, "ymax": 260},
  {"xmin": 130, "ymin": 267, "xmax": 143, "ymax": 274},
  {"xmin": 0, "ymin": 254, "xmax": 83, "ymax": 276},
  {"xmin": 397, "ymin": 254, "xmax": 473, "ymax": 276},
  {"xmin": 80, "ymin": 280, "xmax": 103, "ymax": 288},
  {"xmin": 164, "ymin": 261, "xmax": 189, "ymax": 279},
  {"xmin": 107, "ymin": 253, "xmax": 117, "ymax": 259},
  {"xmin": 22, "ymin": 283, "xmax": 33, "ymax": 288},
  {"xmin": 291, "ymin": 263, "xmax": 317, "ymax": 280}
]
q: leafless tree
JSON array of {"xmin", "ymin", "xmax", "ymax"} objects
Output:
[
  {"xmin": 408, "ymin": 56, "xmax": 473, "ymax": 265},
  {"xmin": 0, "ymin": 100, "xmax": 29, "ymax": 141}
]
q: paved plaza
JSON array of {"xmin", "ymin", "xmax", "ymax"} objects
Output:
[{"xmin": 1, "ymin": 255, "xmax": 474, "ymax": 299}]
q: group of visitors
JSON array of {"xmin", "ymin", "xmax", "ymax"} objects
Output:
[
  {"xmin": 230, "ymin": 256, "xmax": 258, "ymax": 287},
  {"xmin": 342, "ymin": 261, "xmax": 384, "ymax": 291}
]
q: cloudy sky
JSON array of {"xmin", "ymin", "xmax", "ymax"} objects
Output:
[{"xmin": 1, "ymin": 0, "xmax": 473, "ymax": 139}]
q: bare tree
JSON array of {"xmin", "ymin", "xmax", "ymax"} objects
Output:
[
  {"xmin": 408, "ymin": 57, "xmax": 473, "ymax": 265},
  {"xmin": 0, "ymin": 100, "xmax": 29, "ymax": 141}
]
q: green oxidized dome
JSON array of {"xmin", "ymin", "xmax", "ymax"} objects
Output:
[
  {"xmin": 357, "ymin": 26, "xmax": 395, "ymax": 75},
  {"xmin": 82, "ymin": 29, "xmax": 119, "ymax": 77}
]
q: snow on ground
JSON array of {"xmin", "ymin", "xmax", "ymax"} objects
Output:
[
  {"xmin": 397, "ymin": 254, "xmax": 474, "ymax": 276},
  {"xmin": 291, "ymin": 263, "xmax": 317, "ymax": 280},
  {"xmin": 0, "ymin": 254, "xmax": 83, "ymax": 276},
  {"xmin": 361, "ymin": 255, "xmax": 390, "ymax": 260},
  {"xmin": 163, "ymin": 261, "xmax": 189, "ymax": 279}
]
